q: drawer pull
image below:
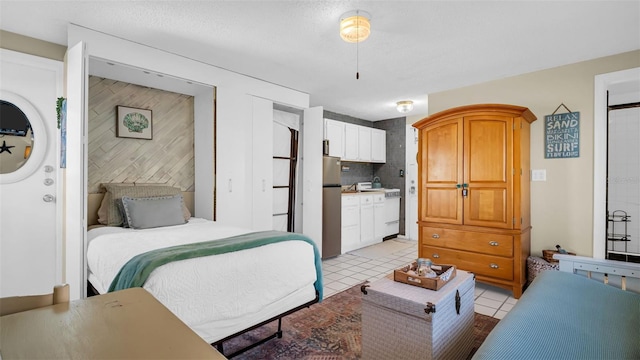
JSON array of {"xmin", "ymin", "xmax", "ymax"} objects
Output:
[
  {"xmin": 489, "ymin": 263, "xmax": 499, "ymax": 269},
  {"xmin": 432, "ymin": 254, "xmax": 440, "ymax": 258},
  {"xmin": 432, "ymin": 234, "xmax": 440, "ymax": 239},
  {"xmin": 489, "ymin": 241, "xmax": 499, "ymax": 246}
]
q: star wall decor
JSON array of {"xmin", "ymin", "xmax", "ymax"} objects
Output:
[{"xmin": 0, "ymin": 140, "xmax": 15, "ymax": 154}]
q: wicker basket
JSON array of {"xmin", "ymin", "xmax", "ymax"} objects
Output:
[{"xmin": 542, "ymin": 249, "xmax": 576, "ymax": 263}]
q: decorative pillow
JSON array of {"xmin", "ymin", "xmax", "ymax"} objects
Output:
[
  {"xmin": 105, "ymin": 185, "xmax": 182, "ymax": 226},
  {"xmin": 115, "ymin": 198, "xmax": 129, "ymax": 228},
  {"xmin": 97, "ymin": 183, "xmax": 135, "ymax": 225},
  {"xmin": 121, "ymin": 195, "xmax": 186, "ymax": 230},
  {"xmin": 133, "ymin": 183, "xmax": 192, "ymax": 220}
]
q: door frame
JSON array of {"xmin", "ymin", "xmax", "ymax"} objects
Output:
[{"xmin": 593, "ymin": 67, "xmax": 640, "ymax": 259}]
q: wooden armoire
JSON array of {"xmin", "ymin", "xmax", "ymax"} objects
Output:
[{"xmin": 413, "ymin": 104, "xmax": 537, "ymax": 298}]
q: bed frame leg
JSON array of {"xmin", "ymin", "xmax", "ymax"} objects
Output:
[{"xmin": 276, "ymin": 318, "xmax": 283, "ymax": 338}]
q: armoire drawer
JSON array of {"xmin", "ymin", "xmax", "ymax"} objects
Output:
[
  {"xmin": 421, "ymin": 226, "xmax": 513, "ymax": 257},
  {"xmin": 420, "ymin": 245, "xmax": 514, "ymax": 281}
]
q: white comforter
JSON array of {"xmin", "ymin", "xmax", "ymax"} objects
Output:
[{"xmin": 87, "ymin": 218, "xmax": 318, "ymax": 343}]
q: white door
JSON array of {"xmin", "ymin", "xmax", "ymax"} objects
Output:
[
  {"xmin": 405, "ymin": 125, "xmax": 419, "ymax": 240},
  {"xmin": 0, "ymin": 50, "xmax": 63, "ymax": 297},
  {"xmin": 302, "ymin": 106, "xmax": 324, "ymax": 254},
  {"xmin": 216, "ymin": 87, "xmax": 252, "ymax": 228},
  {"xmin": 65, "ymin": 41, "xmax": 89, "ymax": 300},
  {"xmin": 251, "ymin": 97, "xmax": 273, "ymax": 231}
]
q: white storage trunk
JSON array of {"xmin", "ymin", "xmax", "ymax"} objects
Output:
[{"xmin": 361, "ymin": 270, "xmax": 475, "ymax": 360}]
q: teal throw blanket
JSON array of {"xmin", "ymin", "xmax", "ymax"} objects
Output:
[{"xmin": 108, "ymin": 230, "xmax": 323, "ymax": 301}]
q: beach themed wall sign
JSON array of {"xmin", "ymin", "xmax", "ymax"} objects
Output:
[{"xmin": 545, "ymin": 103, "xmax": 579, "ymax": 159}]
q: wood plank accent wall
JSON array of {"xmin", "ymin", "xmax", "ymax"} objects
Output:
[{"xmin": 88, "ymin": 76, "xmax": 195, "ymax": 193}]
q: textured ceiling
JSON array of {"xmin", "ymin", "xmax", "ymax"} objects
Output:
[{"xmin": 1, "ymin": 1, "xmax": 639, "ymax": 120}]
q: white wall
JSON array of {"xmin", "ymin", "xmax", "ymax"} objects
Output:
[{"xmin": 427, "ymin": 51, "xmax": 640, "ymax": 258}]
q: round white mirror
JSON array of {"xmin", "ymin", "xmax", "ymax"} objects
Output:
[{"xmin": 0, "ymin": 90, "xmax": 48, "ymax": 184}]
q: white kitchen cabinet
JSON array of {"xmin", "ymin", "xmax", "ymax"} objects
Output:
[
  {"xmin": 341, "ymin": 195, "xmax": 361, "ymax": 253},
  {"xmin": 342, "ymin": 193, "xmax": 385, "ymax": 254},
  {"xmin": 373, "ymin": 193, "xmax": 386, "ymax": 242},
  {"xmin": 358, "ymin": 126, "xmax": 372, "ymax": 162},
  {"xmin": 371, "ymin": 128, "xmax": 386, "ymax": 163},
  {"xmin": 323, "ymin": 121, "xmax": 385, "ymax": 163},
  {"xmin": 344, "ymin": 123, "xmax": 359, "ymax": 161},
  {"xmin": 324, "ymin": 119, "xmax": 345, "ymax": 158},
  {"xmin": 384, "ymin": 196, "xmax": 401, "ymax": 237},
  {"xmin": 359, "ymin": 194, "xmax": 374, "ymax": 245}
]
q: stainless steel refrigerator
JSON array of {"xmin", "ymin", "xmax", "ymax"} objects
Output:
[{"xmin": 322, "ymin": 156, "xmax": 342, "ymax": 259}]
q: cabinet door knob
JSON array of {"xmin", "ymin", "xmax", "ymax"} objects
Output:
[
  {"xmin": 489, "ymin": 263, "xmax": 499, "ymax": 269},
  {"xmin": 432, "ymin": 234, "xmax": 440, "ymax": 239},
  {"xmin": 432, "ymin": 254, "xmax": 440, "ymax": 258},
  {"xmin": 489, "ymin": 241, "xmax": 499, "ymax": 246}
]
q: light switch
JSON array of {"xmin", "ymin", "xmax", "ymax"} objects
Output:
[{"xmin": 531, "ymin": 169, "xmax": 546, "ymax": 182}]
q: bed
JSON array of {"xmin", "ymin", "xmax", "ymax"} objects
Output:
[
  {"xmin": 472, "ymin": 255, "xmax": 640, "ymax": 359},
  {"xmin": 86, "ymin": 184, "xmax": 322, "ymax": 357}
]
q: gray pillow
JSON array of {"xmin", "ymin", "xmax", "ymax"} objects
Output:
[
  {"xmin": 121, "ymin": 195, "xmax": 187, "ymax": 229},
  {"xmin": 105, "ymin": 185, "xmax": 188, "ymax": 226}
]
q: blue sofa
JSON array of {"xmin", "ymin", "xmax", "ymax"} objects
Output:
[{"xmin": 473, "ymin": 260, "xmax": 640, "ymax": 359}]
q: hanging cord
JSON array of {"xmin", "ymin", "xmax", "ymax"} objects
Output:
[
  {"xmin": 356, "ymin": 10, "xmax": 360, "ymax": 80},
  {"xmin": 551, "ymin": 103, "xmax": 572, "ymax": 115}
]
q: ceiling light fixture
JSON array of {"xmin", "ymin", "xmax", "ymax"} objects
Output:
[
  {"xmin": 340, "ymin": 10, "xmax": 371, "ymax": 80},
  {"xmin": 340, "ymin": 10, "xmax": 371, "ymax": 43},
  {"xmin": 396, "ymin": 101, "xmax": 414, "ymax": 113}
]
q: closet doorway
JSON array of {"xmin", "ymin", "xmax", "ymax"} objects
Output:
[
  {"xmin": 606, "ymin": 100, "xmax": 640, "ymax": 263},
  {"xmin": 273, "ymin": 108, "xmax": 302, "ymax": 233},
  {"xmin": 594, "ymin": 67, "xmax": 640, "ymax": 261}
]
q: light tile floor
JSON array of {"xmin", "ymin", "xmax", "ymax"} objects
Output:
[{"xmin": 321, "ymin": 238, "xmax": 517, "ymax": 319}]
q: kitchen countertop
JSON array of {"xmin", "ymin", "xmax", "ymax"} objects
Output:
[{"xmin": 341, "ymin": 190, "xmax": 386, "ymax": 195}]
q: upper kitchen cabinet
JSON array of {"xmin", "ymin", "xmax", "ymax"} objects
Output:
[
  {"xmin": 358, "ymin": 126, "xmax": 372, "ymax": 162},
  {"xmin": 324, "ymin": 119, "xmax": 345, "ymax": 158},
  {"xmin": 324, "ymin": 119, "xmax": 385, "ymax": 163},
  {"xmin": 344, "ymin": 123, "xmax": 359, "ymax": 160},
  {"xmin": 371, "ymin": 128, "xmax": 386, "ymax": 163}
]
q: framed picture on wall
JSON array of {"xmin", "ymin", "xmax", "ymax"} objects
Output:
[{"xmin": 116, "ymin": 106, "xmax": 153, "ymax": 140}]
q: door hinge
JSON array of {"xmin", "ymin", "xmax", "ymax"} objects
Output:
[
  {"xmin": 512, "ymin": 168, "xmax": 515, "ymax": 175},
  {"xmin": 513, "ymin": 218, "xmax": 516, "ymax": 225}
]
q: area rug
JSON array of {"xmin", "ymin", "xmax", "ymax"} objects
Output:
[
  {"xmin": 347, "ymin": 239, "xmax": 415, "ymax": 260},
  {"xmin": 224, "ymin": 283, "xmax": 499, "ymax": 359}
]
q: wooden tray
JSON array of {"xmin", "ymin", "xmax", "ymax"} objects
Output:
[
  {"xmin": 393, "ymin": 262, "xmax": 456, "ymax": 291},
  {"xmin": 542, "ymin": 250, "xmax": 576, "ymax": 263}
]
